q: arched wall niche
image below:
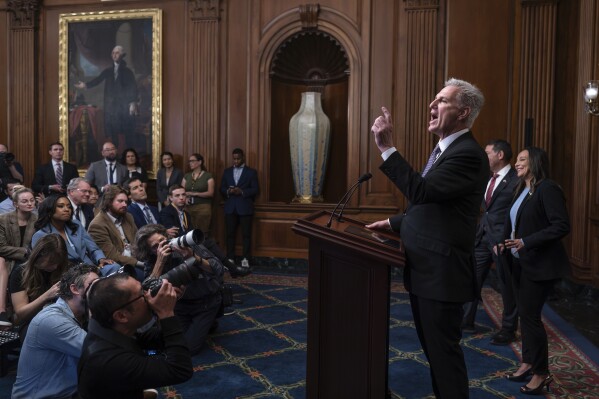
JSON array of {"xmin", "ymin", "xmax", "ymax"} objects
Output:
[
  {"xmin": 269, "ymin": 29, "xmax": 349, "ymax": 203},
  {"xmin": 254, "ymin": 5, "xmax": 363, "ymax": 206}
]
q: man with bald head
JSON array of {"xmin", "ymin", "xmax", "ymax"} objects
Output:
[
  {"xmin": 84, "ymin": 142, "xmax": 128, "ymax": 193},
  {"xmin": 75, "ymin": 45, "xmax": 138, "ymax": 150}
]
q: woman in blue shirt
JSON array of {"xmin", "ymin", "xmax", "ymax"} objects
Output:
[{"xmin": 501, "ymin": 147, "xmax": 570, "ymax": 395}]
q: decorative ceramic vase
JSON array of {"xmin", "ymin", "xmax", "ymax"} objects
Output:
[{"xmin": 289, "ymin": 91, "xmax": 331, "ymax": 203}]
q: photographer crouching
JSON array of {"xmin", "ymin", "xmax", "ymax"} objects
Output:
[{"xmin": 134, "ymin": 224, "xmax": 224, "ymax": 355}]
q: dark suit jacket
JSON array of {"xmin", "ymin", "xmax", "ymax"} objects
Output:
[
  {"xmin": 31, "ymin": 161, "xmax": 79, "ymax": 195},
  {"xmin": 85, "ymin": 160, "xmax": 128, "ymax": 190},
  {"xmin": 159, "ymin": 205, "xmax": 193, "ymax": 234},
  {"xmin": 476, "ymin": 167, "xmax": 519, "ymax": 247},
  {"xmin": 503, "ymin": 179, "xmax": 570, "ymax": 281},
  {"xmin": 219, "ymin": 165, "xmax": 259, "ymax": 215},
  {"xmin": 128, "ymin": 202, "xmax": 161, "ymax": 229},
  {"xmin": 71, "ymin": 202, "xmax": 96, "ymax": 231},
  {"xmin": 381, "ymin": 132, "xmax": 489, "ymax": 303},
  {"xmin": 155, "ymin": 168, "xmax": 184, "ymax": 205}
]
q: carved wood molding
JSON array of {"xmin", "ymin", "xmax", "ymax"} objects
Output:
[
  {"xmin": 187, "ymin": 10, "xmax": 220, "ymax": 173},
  {"xmin": 190, "ymin": 0, "xmax": 221, "ymax": 21},
  {"xmin": 402, "ymin": 4, "xmax": 439, "ymax": 170},
  {"xmin": 517, "ymin": 0, "xmax": 557, "ymax": 152},
  {"xmin": 7, "ymin": 0, "xmax": 40, "ymax": 29},
  {"xmin": 404, "ymin": 0, "xmax": 439, "ymax": 11},
  {"xmin": 521, "ymin": 0, "xmax": 559, "ymax": 5},
  {"xmin": 299, "ymin": 4, "xmax": 320, "ymax": 30}
]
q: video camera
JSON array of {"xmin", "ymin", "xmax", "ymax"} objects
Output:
[{"xmin": 0, "ymin": 152, "xmax": 15, "ymax": 183}]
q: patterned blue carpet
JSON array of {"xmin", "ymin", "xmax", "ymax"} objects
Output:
[
  {"xmin": 158, "ymin": 274, "xmax": 599, "ymax": 398},
  {"xmin": 1, "ymin": 272, "xmax": 598, "ymax": 398}
]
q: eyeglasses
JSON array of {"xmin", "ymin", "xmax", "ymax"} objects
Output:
[
  {"xmin": 85, "ymin": 266, "xmax": 143, "ymax": 313},
  {"xmin": 76, "ymin": 189, "xmax": 91, "ymax": 194},
  {"xmin": 112, "ymin": 290, "xmax": 146, "ymax": 312},
  {"xmin": 188, "ymin": 159, "xmax": 198, "ymax": 163}
]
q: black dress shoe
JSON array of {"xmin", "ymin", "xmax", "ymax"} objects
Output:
[
  {"xmin": 505, "ymin": 368, "xmax": 532, "ymax": 382},
  {"xmin": 491, "ymin": 330, "xmax": 516, "ymax": 345},
  {"xmin": 461, "ymin": 323, "xmax": 476, "ymax": 334}
]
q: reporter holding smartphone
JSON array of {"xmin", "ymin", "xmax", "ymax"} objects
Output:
[{"xmin": 498, "ymin": 146, "xmax": 570, "ymax": 396}]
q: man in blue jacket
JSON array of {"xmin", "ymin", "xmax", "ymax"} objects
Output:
[{"xmin": 220, "ymin": 148, "xmax": 259, "ymax": 268}]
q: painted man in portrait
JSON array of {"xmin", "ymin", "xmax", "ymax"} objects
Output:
[{"xmin": 75, "ymin": 45, "xmax": 138, "ymax": 152}]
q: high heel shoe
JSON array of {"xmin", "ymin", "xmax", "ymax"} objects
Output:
[
  {"xmin": 520, "ymin": 374, "xmax": 553, "ymax": 395},
  {"xmin": 505, "ymin": 368, "xmax": 532, "ymax": 382}
]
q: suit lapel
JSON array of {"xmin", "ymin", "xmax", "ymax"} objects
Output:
[
  {"xmin": 488, "ymin": 168, "xmax": 517, "ymax": 207},
  {"xmin": 101, "ymin": 212, "xmax": 124, "ymax": 248},
  {"xmin": 515, "ymin": 189, "xmax": 533, "ymax": 230},
  {"xmin": 427, "ymin": 131, "xmax": 473, "ymax": 174},
  {"xmin": 8, "ymin": 213, "xmax": 20, "ymax": 244}
]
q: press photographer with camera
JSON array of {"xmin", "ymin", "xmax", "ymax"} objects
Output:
[
  {"xmin": 134, "ymin": 224, "xmax": 224, "ymax": 355},
  {"xmin": 0, "ymin": 144, "xmax": 24, "ymax": 186},
  {"xmin": 78, "ymin": 270, "xmax": 193, "ymax": 399}
]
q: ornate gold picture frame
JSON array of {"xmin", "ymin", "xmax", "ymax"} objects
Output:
[{"xmin": 58, "ymin": 9, "xmax": 162, "ymax": 178}]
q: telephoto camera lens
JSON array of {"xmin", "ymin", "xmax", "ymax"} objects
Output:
[
  {"xmin": 168, "ymin": 229, "xmax": 204, "ymax": 249},
  {"xmin": 142, "ymin": 256, "xmax": 202, "ymax": 296}
]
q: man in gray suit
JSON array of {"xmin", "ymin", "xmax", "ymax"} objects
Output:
[
  {"xmin": 462, "ymin": 139, "xmax": 519, "ymax": 345},
  {"xmin": 84, "ymin": 142, "xmax": 128, "ymax": 193}
]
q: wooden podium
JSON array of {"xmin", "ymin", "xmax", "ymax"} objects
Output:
[{"xmin": 292, "ymin": 211, "xmax": 405, "ymax": 399}]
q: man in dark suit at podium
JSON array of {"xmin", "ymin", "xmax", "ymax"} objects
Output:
[
  {"xmin": 367, "ymin": 78, "xmax": 489, "ymax": 398},
  {"xmin": 32, "ymin": 142, "xmax": 79, "ymax": 195},
  {"xmin": 462, "ymin": 139, "xmax": 519, "ymax": 345}
]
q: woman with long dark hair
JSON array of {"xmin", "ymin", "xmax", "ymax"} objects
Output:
[
  {"xmin": 501, "ymin": 146, "xmax": 570, "ymax": 395},
  {"xmin": 31, "ymin": 194, "xmax": 114, "ymax": 273},
  {"xmin": 120, "ymin": 148, "xmax": 148, "ymax": 187},
  {"xmin": 9, "ymin": 233, "xmax": 68, "ymax": 340},
  {"xmin": 181, "ymin": 153, "xmax": 214, "ymax": 236},
  {"xmin": 156, "ymin": 151, "xmax": 183, "ymax": 208}
]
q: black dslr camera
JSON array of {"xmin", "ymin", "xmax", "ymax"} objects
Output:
[{"xmin": 142, "ymin": 229, "xmax": 205, "ymax": 296}]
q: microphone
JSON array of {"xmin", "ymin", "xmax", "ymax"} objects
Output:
[{"xmin": 326, "ymin": 172, "xmax": 373, "ymax": 228}]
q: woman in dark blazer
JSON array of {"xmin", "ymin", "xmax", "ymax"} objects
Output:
[
  {"xmin": 156, "ymin": 151, "xmax": 184, "ymax": 208},
  {"xmin": 501, "ymin": 146, "xmax": 570, "ymax": 395}
]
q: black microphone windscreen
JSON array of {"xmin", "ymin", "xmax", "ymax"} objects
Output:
[{"xmin": 358, "ymin": 172, "xmax": 373, "ymax": 183}]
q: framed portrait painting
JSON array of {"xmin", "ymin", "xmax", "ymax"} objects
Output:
[{"xmin": 58, "ymin": 9, "xmax": 162, "ymax": 178}]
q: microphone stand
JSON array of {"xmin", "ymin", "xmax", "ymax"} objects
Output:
[{"xmin": 326, "ymin": 173, "xmax": 372, "ymax": 228}]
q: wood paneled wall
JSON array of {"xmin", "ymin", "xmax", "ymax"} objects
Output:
[{"xmin": 1, "ymin": 0, "xmax": 598, "ymax": 286}]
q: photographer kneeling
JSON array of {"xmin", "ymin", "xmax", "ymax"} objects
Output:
[{"xmin": 134, "ymin": 224, "xmax": 224, "ymax": 355}]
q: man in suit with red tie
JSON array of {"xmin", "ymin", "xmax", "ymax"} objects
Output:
[
  {"xmin": 462, "ymin": 140, "xmax": 520, "ymax": 345},
  {"xmin": 32, "ymin": 142, "xmax": 79, "ymax": 196},
  {"xmin": 220, "ymin": 148, "xmax": 259, "ymax": 268},
  {"xmin": 367, "ymin": 79, "xmax": 489, "ymax": 398}
]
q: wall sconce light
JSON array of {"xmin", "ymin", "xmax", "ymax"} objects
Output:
[{"xmin": 584, "ymin": 81, "xmax": 599, "ymax": 116}]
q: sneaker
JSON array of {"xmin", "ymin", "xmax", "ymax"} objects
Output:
[
  {"xmin": 226, "ymin": 258, "xmax": 252, "ymax": 278},
  {"xmin": 0, "ymin": 312, "xmax": 12, "ymax": 327},
  {"xmin": 241, "ymin": 258, "xmax": 250, "ymax": 268}
]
